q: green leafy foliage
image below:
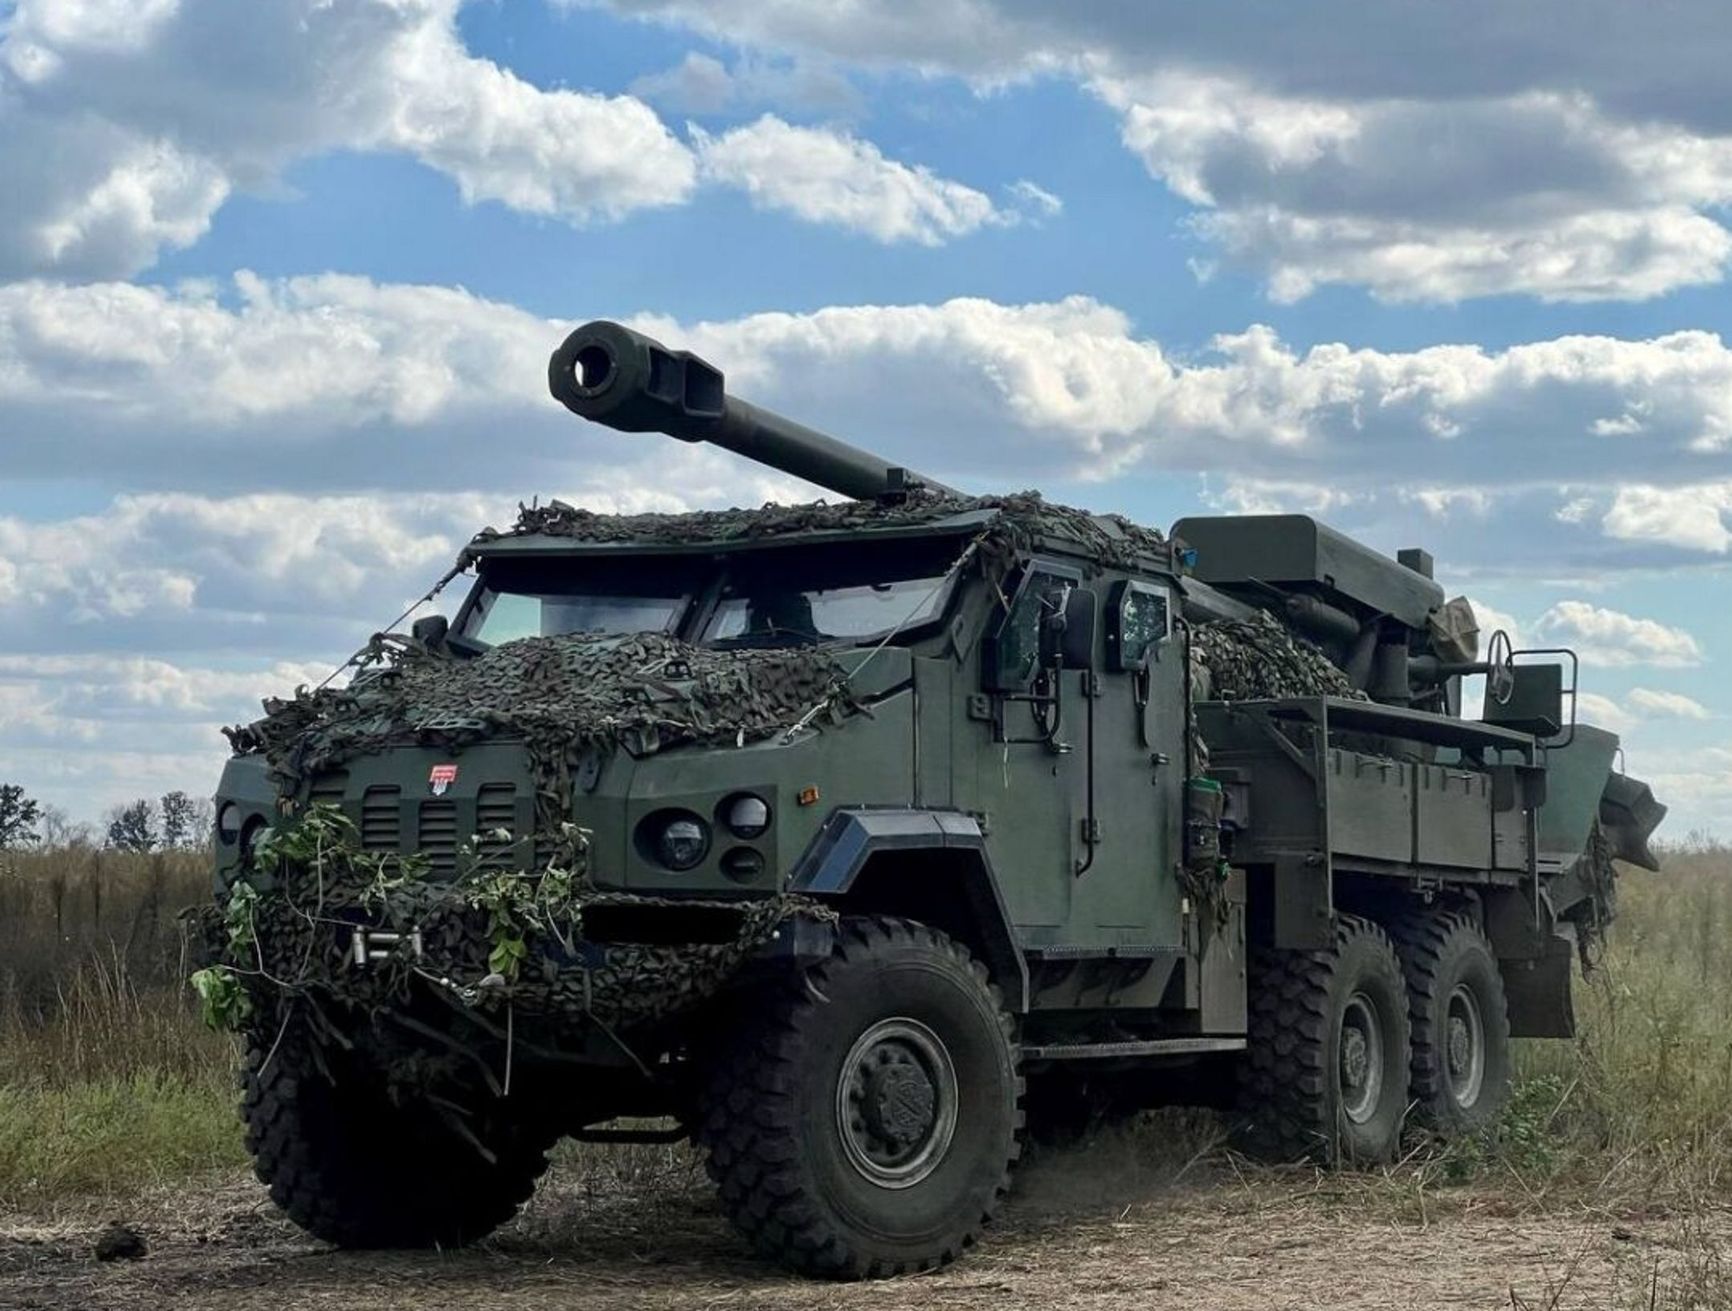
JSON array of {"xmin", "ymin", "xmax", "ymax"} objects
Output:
[
  {"xmin": 190, "ymin": 966, "xmax": 252, "ymax": 1032},
  {"xmin": 463, "ymin": 824, "xmax": 588, "ymax": 980},
  {"xmin": 224, "ymin": 880, "xmax": 259, "ymax": 953},
  {"xmin": 251, "ymin": 800, "xmax": 356, "ymax": 868}
]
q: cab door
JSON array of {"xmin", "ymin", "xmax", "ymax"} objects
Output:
[
  {"xmin": 959, "ymin": 561, "xmax": 1088, "ymax": 934},
  {"xmin": 1066, "ymin": 578, "xmax": 1186, "ymax": 943}
]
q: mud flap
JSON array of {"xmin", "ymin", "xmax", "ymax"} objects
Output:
[{"xmin": 1500, "ymin": 932, "xmax": 1576, "ymax": 1039}]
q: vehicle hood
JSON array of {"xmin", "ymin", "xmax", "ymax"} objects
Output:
[{"xmin": 225, "ymin": 632, "xmax": 853, "ymax": 801}]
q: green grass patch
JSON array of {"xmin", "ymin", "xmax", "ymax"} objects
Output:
[{"xmin": 0, "ymin": 1071, "xmax": 243, "ymax": 1207}]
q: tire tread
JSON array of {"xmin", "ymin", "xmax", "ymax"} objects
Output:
[{"xmin": 696, "ymin": 916, "xmax": 1022, "ymax": 1280}]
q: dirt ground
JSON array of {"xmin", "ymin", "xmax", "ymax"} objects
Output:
[{"xmin": 3, "ymin": 1141, "xmax": 1727, "ymax": 1311}]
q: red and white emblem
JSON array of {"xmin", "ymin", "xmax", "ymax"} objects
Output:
[{"xmin": 428, "ymin": 763, "xmax": 459, "ymax": 797}]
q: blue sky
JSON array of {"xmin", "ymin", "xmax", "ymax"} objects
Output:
[{"xmin": 0, "ymin": 0, "xmax": 1728, "ymax": 835}]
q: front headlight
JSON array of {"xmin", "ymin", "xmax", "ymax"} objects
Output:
[
  {"xmin": 722, "ymin": 793, "xmax": 771, "ymax": 839},
  {"xmin": 216, "ymin": 801, "xmax": 241, "ymax": 845},
  {"xmin": 653, "ymin": 812, "xmax": 711, "ymax": 871},
  {"xmin": 238, "ymin": 815, "xmax": 268, "ymax": 870}
]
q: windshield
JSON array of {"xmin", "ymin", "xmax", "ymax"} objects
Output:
[
  {"xmin": 457, "ymin": 535, "xmax": 967, "ymax": 650},
  {"xmin": 466, "ymin": 589, "xmax": 687, "ymax": 646},
  {"xmin": 704, "ymin": 574, "xmax": 948, "ymax": 645}
]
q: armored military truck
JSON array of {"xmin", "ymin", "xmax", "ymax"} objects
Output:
[{"xmin": 207, "ymin": 319, "xmax": 1665, "ymax": 1280}]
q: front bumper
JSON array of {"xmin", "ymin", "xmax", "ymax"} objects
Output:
[{"xmin": 201, "ymin": 868, "xmax": 833, "ymax": 1041}]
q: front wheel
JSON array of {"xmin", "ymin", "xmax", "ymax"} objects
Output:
[
  {"xmin": 243, "ymin": 1021, "xmax": 557, "ymax": 1249},
  {"xmin": 697, "ymin": 917, "xmax": 1022, "ymax": 1279}
]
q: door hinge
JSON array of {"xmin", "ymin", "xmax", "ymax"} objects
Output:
[{"xmin": 1079, "ymin": 817, "xmax": 1102, "ymax": 844}]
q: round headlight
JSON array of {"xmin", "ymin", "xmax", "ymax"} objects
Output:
[
  {"xmin": 217, "ymin": 802, "xmax": 241, "ymax": 844},
  {"xmin": 723, "ymin": 793, "xmax": 771, "ymax": 839},
  {"xmin": 238, "ymin": 816, "xmax": 268, "ymax": 868},
  {"xmin": 656, "ymin": 814, "xmax": 711, "ymax": 871}
]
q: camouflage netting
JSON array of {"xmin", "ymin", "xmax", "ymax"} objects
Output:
[
  {"xmin": 1563, "ymin": 818, "xmax": 1618, "ymax": 969},
  {"xmin": 228, "ymin": 631, "xmax": 852, "ymax": 831},
  {"xmin": 480, "ymin": 489, "xmax": 1167, "ymax": 574},
  {"xmin": 216, "ymin": 632, "xmax": 856, "ymax": 1046},
  {"xmin": 1189, "ymin": 609, "xmax": 1366, "ymax": 703},
  {"xmin": 191, "ymin": 828, "xmax": 834, "ymax": 1042},
  {"xmin": 1183, "ymin": 609, "xmax": 1368, "ymax": 797}
]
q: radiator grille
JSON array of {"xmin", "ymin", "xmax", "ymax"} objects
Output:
[
  {"xmin": 360, "ymin": 786, "xmax": 401, "ymax": 852},
  {"xmin": 475, "ymin": 783, "xmax": 517, "ymax": 869},
  {"xmin": 418, "ymin": 800, "xmax": 458, "ymax": 876},
  {"xmin": 308, "ymin": 772, "xmax": 347, "ymax": 811}
]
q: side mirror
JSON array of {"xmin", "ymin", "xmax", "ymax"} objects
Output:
[
  {"xmin": 411, "ymin": 614, "xmax": 450, "ymax": 647},
  {"xmin": 1039, "ymin": 587, "xmax": 1097, "ymax": 670}
]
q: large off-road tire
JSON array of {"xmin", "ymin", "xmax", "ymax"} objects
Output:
[
  {"xmin": 1238, "ymin": 914, "xmax": 1411, "ymax": 1165},
  {"xmin": 697, "ymin": 917, "xmax": 1022, "ymax": 1280},
  {"xmin": 1391, "ymin": 909, "xmax": 1512, "ymax": 1135},
  {"xmin": 242, "ymin": 1026, "xmax": 557, "ymax": 1249}
]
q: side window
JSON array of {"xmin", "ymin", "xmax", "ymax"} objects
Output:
[
  {"xmin": 984, "ymin": 567, "xmax": 1076, "ymax": 690},
  {"xmin": 1106, "ymin": 580, "xmax": 1172, "ymax": 671}
]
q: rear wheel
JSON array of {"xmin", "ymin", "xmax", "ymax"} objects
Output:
[
  {"xmin": 697, "ymin": 917, "xmax": 1022, "ymax": 1279},
  {"xmin": 1392, "ymin": 910, "xmax": 1512, "ymax": 1134},
  {"xmin": 243, "ymin": 1022, "xmax": 556, "ymax": 1249},
  {"xmin": 1238, "ymin": 914, "xmax": 1411, "ymax": 1164}
]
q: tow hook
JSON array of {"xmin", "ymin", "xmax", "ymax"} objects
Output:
[{"xmin": 349, "ymin": 927, "xmax": 424, "ymax": 968}]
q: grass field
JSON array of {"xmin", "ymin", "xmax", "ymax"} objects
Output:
[
  {"xmin": 1, "ymin": 842, "xmax": 1729, "ymax": 1231},
  {"xmin": 0, "ymin": 850, "xmax": 241, "ymax": 1205}
]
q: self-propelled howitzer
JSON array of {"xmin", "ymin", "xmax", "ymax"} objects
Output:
[{"xmin": 207, "ymin": 316, "xmax": 1666, "ymax": 1282}]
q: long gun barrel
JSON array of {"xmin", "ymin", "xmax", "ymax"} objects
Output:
[{"xmin": 548, "ymin": 320, "xmax": 957, "ymax": 501}]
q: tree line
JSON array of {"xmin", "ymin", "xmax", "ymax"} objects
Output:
[{"xmin": 0, "ymin": 782, "xmax": 215, "ymax": 853}]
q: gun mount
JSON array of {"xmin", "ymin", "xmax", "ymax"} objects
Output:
[{"xmin": 549, "ymin": 319, "xmax": 957, "ymax": 501}]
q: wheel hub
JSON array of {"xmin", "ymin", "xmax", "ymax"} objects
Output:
[
  {"xmin": 836, "ymin": 1018, "xmax": 959, "ymax": 1189},
  {"xmin": 1338, "ymin": 992, "xmax": 1385, "ymax": 1125},
  {"xmin": 1342, "ymin": 1028, "xmax": 1369, "ymax": 1087},
  {"xmin": 862, "ymin": 1059, "xmax": 937, "ymax": 1148},
  {"xmin": 1444, "ymin": 983, "xmax": 1486, "ymax": 1108}
]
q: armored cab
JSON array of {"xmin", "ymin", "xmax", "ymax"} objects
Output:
[{"xmin": 204, "ymin": 318, "xmax": 1666, "ymax": 1282}]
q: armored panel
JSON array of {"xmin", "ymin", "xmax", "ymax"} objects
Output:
[
  {"xmin": 1326, "ymin": 750, "xmax": 1413, "ymax": 864},
  {"xmin": 1415, "ymin": 763, "xmax": 1494, "ymax": 868},
  {"xmin": 1196, "ymin": 867, "xmax": 1248, "ymax": 1035},
  {"xmin": 1491, "ymin": 799, "xmax": 1530, "ymax": 872},
  {"xmin": 1534, "ymin": 726, "xmax": 1618, "ymax": 864},
  {"xmin": 1171, "ymin": 514, "xmax": 1444, "ymax": 630},
  {"xmin": 1485, "ymin": 662, "xmax": 1564, "ymax": 737}
]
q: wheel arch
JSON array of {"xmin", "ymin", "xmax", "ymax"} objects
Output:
[{"xmin": 789, "ymin": 809, "xmax": 1029, "ymax": 1012}]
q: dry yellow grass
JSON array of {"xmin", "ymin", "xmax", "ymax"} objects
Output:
[
  {"xmin": 0, "ymin": 842, "xmax": 1728, "ymax": 1224},
  {"xmin": 0, "ymin": 850, "xmax": 241, "ymax": 1207}
]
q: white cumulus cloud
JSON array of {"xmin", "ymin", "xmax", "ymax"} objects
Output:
[
  {"xmin": 1602, "ymin": 484, "xmax": 1732, "ymax": 553},
  {"xmin": 1533, "ymin": 601, "xmax": 1705, "ymax": 668},
  {"xmin": 0, "ymin": 0, "xmax": 697, "ymax": 279},
  {"xmin": 1575, "ymin": 691, "xmax": 1636, "ymax": 735},
  {"xmin": 586, "ymin": 0, "xmax": 1732, "ymax": 302},
  {"xmin": 693, "ymin": 115, "xmax": 1012, "ymax": 245},
  {"xmin": 5, "ymin": 279, "xmax": 1732, "ymax": 576},
  {"xmin": 1628, "ymin": 687, "xmax": 1713, "ymax": 720}
]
